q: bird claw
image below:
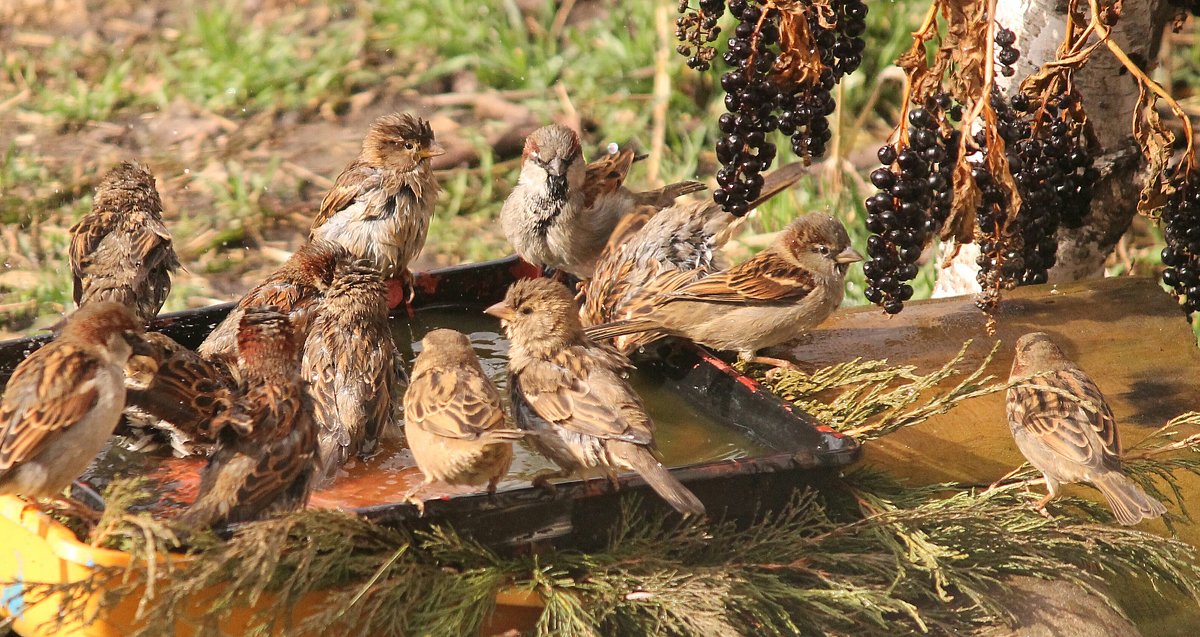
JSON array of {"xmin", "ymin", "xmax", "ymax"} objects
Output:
[{"xmin": 531, "ymin": 471, "xmax": 563, "ymax": 497}]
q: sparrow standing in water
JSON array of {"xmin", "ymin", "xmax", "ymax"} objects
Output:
[
  {"xmin": 500, "ymin": 124, "xmax": 704, "ymax": 279},
  {"xmin": 302, "ymin": 260, "xmax": 401, "ymax": 484},
  {"xmin": 0, "ymin": 303, "xmax": 143, "ymax": 504},
  {"xmin": 403, "ymin": 329, "xmax": 523, "ymax": 513},
  {"xmin": 309, "ymin": 113, "xmax": 443, "ymax": 302},
  {"xmin": 197, "ymin": 239, "xmax": 350, "ymax": 377},
  {"xmin": 1006, "ymin": 332, "xmax": 1166, "ymax": 526},
  {"xmin": 183, "ymin": 308, "xmax": 320, "ymax": 527},
  {"xmin": 487, "ymin": 279, "xmax": 705, "ymax": 516},
  {"xmin": 585, "ymin": 213, "xmax": 861, "ymax": 365},
  {"xmin": 69, "ymin": 161, "xmax": 180, "ymax": 322}
]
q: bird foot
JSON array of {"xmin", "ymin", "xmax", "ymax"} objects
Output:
[
  {"xmin": 42, "ymin": 496, "xmax": 103, "ymax": 530},
  {"xmin": 750, "ymin": 356, "xmax": 803, "ymax": 380},
  {"xmin": 531, "ymin": 471, "xmax": 565, "ymax": 497}
]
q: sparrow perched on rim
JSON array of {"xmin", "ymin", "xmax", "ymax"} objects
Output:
[
  {"xmin": 182, "ymin": 308, "xmax": 320, "ymax": 527},
  {"xmin": 309, "ymin": 113, "xmax": 443, "ymax": 300},
  {"xmin": 585, "ymin": 213, "xmax": 862, "ymax": 364},
  {"xmin": 1006, "ymin": 332, "xmax": 1166, "ymax": 526},
  {"xmin": 197, "ymin": 239, "xmax": 350, "ymax": 378},
  {"xmin": 499, "ymin": 124, "xmax": 705, "ymax": 279},
  {"xmin": 302, "ymin": 259, "xmax": 401, "ymax": 485},
  {"xmin": 582, "ymin": 162, "xmax": 810, "ymax": 354},
  {"xmin": 403, "ymin": 329, "xmax": 523, "ymax": 512},
  {"xmin": 0, "ymin": 302, "xmax": 143, "ymax": 501},
  {"xmin": 122, "ymin": 331, "xmax": 235, "ymax": 457},
  {"xmin": 486, "ymin": 278, "xmax": 705, "ymax": 516},
  {"xmin": 69, "ymin": 161, "xmax": 180, "ymax": 323}
]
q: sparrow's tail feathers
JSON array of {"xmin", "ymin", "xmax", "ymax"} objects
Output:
[
  {"xmin": 615, "ymin": 442, "xmax": 706, "ymax": 517},
  {"xmin": 636, "ymin": 180, "xmax": 707, "ymax": 208},
  {"xmin": 1094, "ymin": 473, "xmax": 1167, "ymax": 526},
  {"xmin": 480, "ymin": 428, "xmax": 526, "ymax": 443},
  {"xmin": 750, "ymin": 161, "xmax": 808, "ymax": 209},
  {"xmin": 584, "ymin": 318, "xmax": 660, "ymax": 342}
]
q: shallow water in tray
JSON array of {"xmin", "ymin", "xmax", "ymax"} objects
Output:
[{"xmin": 89, "ymin": 307, "xmax": 770, "ymax": 512}]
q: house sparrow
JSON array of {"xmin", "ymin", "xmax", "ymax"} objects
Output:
[
  {"xmin": 582, "ymin": 161, "xmax": 810, "ymax": 353},
  {"xmin": 403, "ymin": 329, "xmax": 523, "ymax": 512},
  {"xmin": 123, "ymin": 331, "xmax": 235, "ymax": 456},
  {"xmin": 486, "ymin": 279, "xmax": 705, "ymax": 516},
  {"xmin": 182, "ymin": 308, "xmax": 319, "ymax": 527},
  {"xmin": 302, "ymin": 259, "xmax": 401, "ymax": 484},
  {"xmin": 309, "ymin": 113, "xmax": 443, "ymax": 299},
  {"xmin": 1006, "ymin": 332, "xmax": 1166, "ymax": 525},
  {"xmin": 585, "ymin": 213, "xmax": 862, "ymax": 363},
  {"xmin": 500, "ymin": 124, "xmax": 705, "ymax": 279},
  {"xmin": 197, "ymin": 239, "xmax": 350, "ymax": 378},
  {"xmin": 0, "ymin": 302, "xmax": 143, "ymax": 500},
  {"xmin": 69, "ymin": 161, "xmax": 180, "ymax": 322}
]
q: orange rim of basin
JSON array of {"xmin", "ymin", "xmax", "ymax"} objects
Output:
[{"xmin": 0, "ymin": 495, "xmax": 544, "ymax": 636}]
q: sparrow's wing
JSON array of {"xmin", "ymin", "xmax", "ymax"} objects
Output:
[
  {"xmin": 516, "ymin": 347, "xmax": 652, "ymax": 444},
  {"xmin": 304, "ymin": 318, "xmax": 393, "ymax": 446},
  {"xmin": 663, "ymin": 251, "xmax": 816, "ymax": 304},
  {"xmin": 131, "ymin": 213, "xmax": 180, "ymax": 275},
  {"xmin": 406, "ymin": 367, "xmax": 505, "ymax": 440},
  {"xmin": 582, "ymin": 148, "xmax": 637, "ymax": 209},
  {"xmin": 1008, "ymin": 369, "xmax": 1121, "ymax": 470},
  {"xmin": 310, "ymin": 161, "xmax": 383, "ymax": 229},
  {"xmin": 0, "ymin": 344, "xmax": 102, "ymax": 472},
  {"xmin": 219, "ymin": 388, "xmax": 316, "ymax": 505},
  {"xmin": 68, "ymin": 213, "xmax": 112, "ymax": 304}
]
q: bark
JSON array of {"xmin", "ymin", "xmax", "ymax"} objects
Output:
[{"xmin": 933, "ymin": 0, "xmax": 1175, "ymax": 297}]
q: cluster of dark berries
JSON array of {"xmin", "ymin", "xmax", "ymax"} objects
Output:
[
  {"xmin": 862, "ymin": 94, "xmax": 960, "ymax": 314},
  {"xmin": 1160, "ymin": 170, "xmax": 1200, "ymax": 316},
  {"xmin": 995, "ymin": 27, "xmax": 1019, "ymax": 77},
  {"xmin": 683, "ymin": 0, "xmax": 869, "ymax": 215},
  {"xmin": 675, "ymin": 0, "xmax": 725, "ymax": 71}
]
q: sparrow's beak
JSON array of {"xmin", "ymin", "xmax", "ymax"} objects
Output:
[
  {"xmin": 421, "ymin": 143, "xmax": 446, "ymax": 159},
  {"xmin": 484, "ymin": 300, "xmax": 515, "ymax": 322},
  {"xmin": 835, "ymin": 247, "xmax": 864, "ymax": 265}
]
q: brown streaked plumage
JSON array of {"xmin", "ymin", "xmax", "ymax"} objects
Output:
[
  {"xmin": 69, "ymin": 161, "xmax": 180, "ymax": 322},
  {"xmin": 1006, "ymin": 332, "xmax": 1166, "ymax": 526},
  {"xmin": 585, "ymin": 213, "xmax": 861, "ymax": 361},
  {"xmin": 499, "ymin": 124, "xmax": 705, "ymax": 279},
  {"xmin": 0, "ymin": 302, "xmax": 143, "ymax": 499},
  {"xmin": 182, "ymin": 308, "xmax": 319, "ymax": 528},
  {"xmin": 197, "ymin": 239, "xmax": 350, "ymax": 378},
  {"xmin": 302, "ymin": 260, "xmax": 401, "ymax": 484},
  {"xmin": 309, "ymin": 113, "xmax": 443, "ymax": 292},
  {"xmin": 487, "ymin": 279, "xmax": 705, "ymax": 516},
  {"xmin": 403, "ymin": 329, "xmax": 522, "ymax": 512},
  {"xmin": 123, "ymin": 331, "xmax": 236, "ymax": 457}
]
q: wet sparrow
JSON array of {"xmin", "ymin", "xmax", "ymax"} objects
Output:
[
  {"xmin": 403, "ymin": 329, "xmax": 523, "ymax": 512},
  {"xmin": 197, "ymin": 239, "xmax": 350, "ymax": 378},
  {"xmin": 0, "ymin": 302, "xmax": 143, "ymax": 500},
  {"xmin": 585, "ymin": 213, "xmax": 861, "ymax": 363},
  {"xmin": 1006, "ymin": 332, "xmax": 1166, "ymax": 525},
  {"xmin": 123, "ymin": 331, "xmax": 235, "ymax": 457},
  {"xmin": 69, "ymin": 161, "xmax": 180, "ymax": 322},
  {"xmin": 183, "ymin": 308, "xmax": 320, "ymax": 527},
  {"xmin": 487, "ymin": 279, "xmax": 705, "ymax": 516},
  {"xmin": 309, "ymin": 113, "xmax": 443, "ymax": 298},
  {"xmin": 500, "ymin": 124, "xmax": 704, "ymax": 279},
  {"xmin": 302, "ymin": 259, "xmax": 401, "ymax": 484}
]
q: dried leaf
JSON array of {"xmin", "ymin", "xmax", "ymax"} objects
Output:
[{"xmin": 1133, "ymin": 85, "xmax": 1176, "ymax": 216}]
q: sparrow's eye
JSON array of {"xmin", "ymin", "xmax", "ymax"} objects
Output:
[
  {"xmin": 520, "ymin": 307, "xmax": 534, "ymax": 315},
  {"xmin": 816, "ymin": 245, "xmax": 831, "ymax": 256},
  {"xmin": 404, "ymin": 141, "xmax": 415, "ymax": 150}
]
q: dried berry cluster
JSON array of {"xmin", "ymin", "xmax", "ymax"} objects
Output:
[
  {"xmin": 994, "ymin": 27, "xmax": 1019, "ymax": 77},
  {"xmin": 675, "ymin": 0, "xmax": 725, "ymax": 71},
  {"xmin": 863, "ymin": 95, "xmax": 961, "ymax": 314},
  {"xmin": 1161, "ymin": 171, "xmax": 1200, "ymax": 316},
  {"xmin": 971, "ymin": 87, "xmax": 1098, "ymax": 311},
  {"xmin": 677, "ymin": 0, "xmax": 869, "ymax": 215}
]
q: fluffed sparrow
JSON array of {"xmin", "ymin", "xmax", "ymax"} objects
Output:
[
  {"xmin": 585, "ymin": 213, "xmax": 862, "ymax": 362},
  {"xmin": 302, "ymin": 259, "xmax": 401, "ymax": 484},
  {"xmin": 0, "ymin": 302, "xmax": 143, "ymax": 499},
  {"xmin": 403, "ymin": 328, "xmax": 523, "ymax": 512},
  {"xmin": 69, "ymin": 161, "xmax": 180, "ymax": 322},
  {"xmin": 197, "ymin": 239, "xmax": 350, "ymax": 378},
  {"xmin": 183, "ymin": 308, "xmax": 319, "ymax": 527},
  {"xmin": 123, "ymin": 331, "xmax": 235, "ymax": 457},
  {"xmin": 1006, "ymin": 332, "xmax": 1166, "ymax": 525},
  {"xmin": 486, "ymin": 279, "xmax": 705, "ymax": 516},
  {"xmin": 309, "ymin": 113, "xmax": 443, "ymax": 297},
  {"xmin": 499, "ymin": 124, "xmax": 705, "ymax": 279}
]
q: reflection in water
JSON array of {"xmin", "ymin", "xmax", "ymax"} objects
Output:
[{"xmin": 93, "ymin": 306, "xmax": 768, "ymax": 512}]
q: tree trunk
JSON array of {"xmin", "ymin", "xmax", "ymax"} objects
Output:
[{"xmin": 933, "ymin": 0, "xmax": 1174, "ymax": 298}]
